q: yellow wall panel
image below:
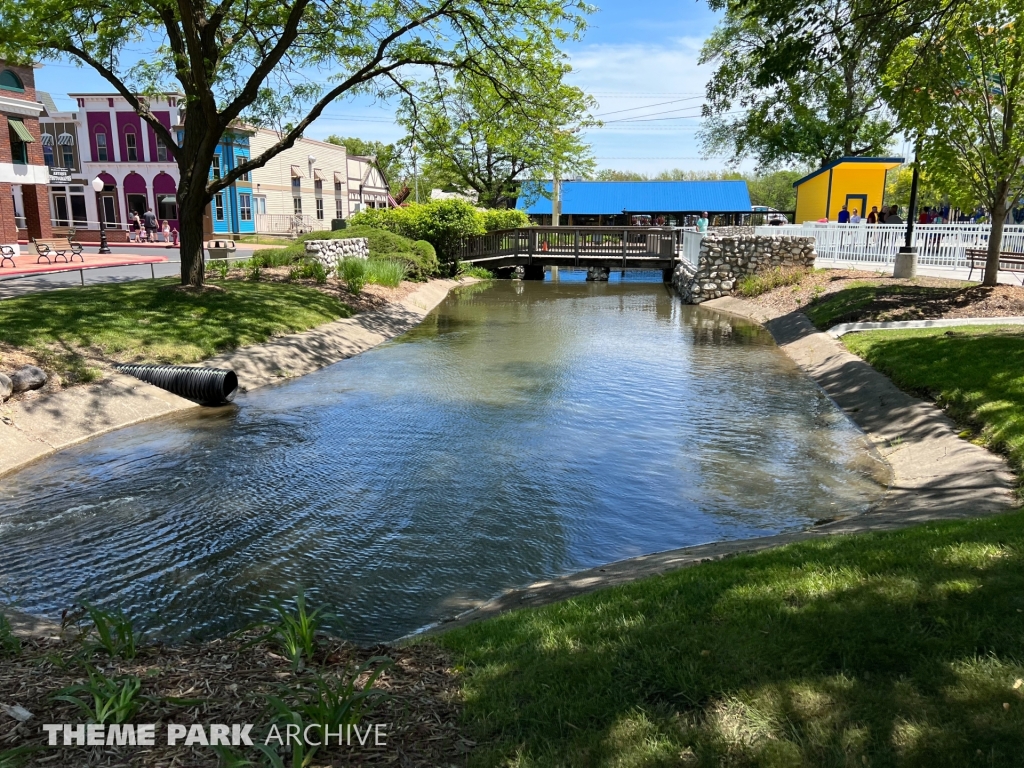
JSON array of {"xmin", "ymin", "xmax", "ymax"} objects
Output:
[{"xmin": 795, "ymin": 172, "xmax": 829, "ymax": 223}]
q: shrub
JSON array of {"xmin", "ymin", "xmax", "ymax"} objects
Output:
[
  {"xmin": 289, "ymin": 260, "xmax": 328, "ymax": 284},
  {"xmin": 351, "ymin": 200, "xmax": 485, "ymax": 272},
  {"xmin": 480, "ymin": 208, "xmax": 529, "ymax": 232},
  {"xmin": 458, "ymin": 263, "xmax": 495, "ymax": 279},
  {"xmin": 341, "ymin": 226, "xmax": 439, "ymax": 280},
  {"xmin": 338, "ymin": 258, "xmax": 367, "ymax": 295},
  {"xmin": 252, "ymin": 246, "xmax": 303, "ymax": 267},
  {"xmin": 737, "ymin": 267, "xmax": 808, "ymax": 297},
  {"xmin": 365, "ymin": 259, "xmax": 407, "ymax": 288}
]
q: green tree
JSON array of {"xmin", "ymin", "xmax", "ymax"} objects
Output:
[
  {"xmin": 884, "ymin": 165, "xmax": 946, "ymax": 211},
  {"xmin": 746, "ymin": 170, "xmax": 804, "ymax": 210},
  {"xmin": 700, "ymin": 0, "xmax": 896, "ymax": 169},
  {"xmin": 398, "ymin": 51, "xmax": 596, "ymax": 208},
  {"xmin": 324, "ymin": 136, "xmax": 404, "ymax": 189},
  {"xmin": 0, "ymin": 0, "xmax": 589, "ymax": 287},
  {"xmin": 886, "ymin": 0, "xmax": 1024, "ymax": 285}
]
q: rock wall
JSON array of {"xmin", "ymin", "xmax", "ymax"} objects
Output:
[
  {"xmin": 673, "ymin": 234, "xmax": 816, "ymax": 304},
  {"xmin": 304, "ymin": 238, "xmax": 370, "ymax": 270},
  {"xmin": 706, "ymin": 226, "xmax": 755, "ymax": 237}
]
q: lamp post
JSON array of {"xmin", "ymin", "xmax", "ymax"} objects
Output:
[
  {"xmin": 894, "ymin": 144, "xmax": 921, "ymax": 279},
  {"xmin": 91, "ymin": 177, "xmax": 111, "ymax": 254}
]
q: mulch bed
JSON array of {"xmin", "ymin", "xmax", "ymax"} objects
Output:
[
  {"xmin": 744, "ymin": 269, "xmax": 1024, "ymax": 325},
  {"xmin": 0, "ymin": 630, "xmax": 467, "ymax": 767}
]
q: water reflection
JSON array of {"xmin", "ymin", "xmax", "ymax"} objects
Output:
[{"xmin": 0, "ymin": 280, "xmax": 884, "ymax": 643}]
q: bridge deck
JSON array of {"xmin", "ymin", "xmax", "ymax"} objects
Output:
[{"xmin": 459, "ymin": 226, "xmax": 686, "ymax": 270}]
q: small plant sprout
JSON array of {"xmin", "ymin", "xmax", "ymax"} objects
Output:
[
  {"xmin": 249, "ymin": 590, "xmax": 327, "ymax": 671},
  {"xmin": 82, "ymin": 602, "xmax": 140, "ymax": 660},
  {"xmin": 0, "ymin": 613, "xmax": 20, "ymax": 657},
  {"xmin": 258, "ymin": 660, "xmax": 392, "ymax": 768},
  {"xmin": 53, "ymin": 664, "xmax": 142, "ymax": 724}
]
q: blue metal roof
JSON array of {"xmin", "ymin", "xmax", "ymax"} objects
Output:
[{"xmin": 518, "ymin": 180, "xmax": 752, "ymax": 214}]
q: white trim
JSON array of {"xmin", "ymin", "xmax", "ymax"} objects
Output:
[
  {"xmin": 0, "ymin": 95, "xmax": 44, "ymax": 116},
  {"xmin": 0, "ymin": 163, "xmax": 48, "ymax": 184}
]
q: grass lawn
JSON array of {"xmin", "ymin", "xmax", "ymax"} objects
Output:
[
  {"xmin": 436, "ymin": 511, "xmax": 1024, "ymax": 767},
  {"xmin": 844, "ymin": 326, "xmax": 1024, "ymax": 474},
  {"xmin": 0, "ymin": 278, "xmax": 350, "ymax": 382},
  {"xmin": 234, "ymin": 234, "xmax": 295, "ymax": 245}
]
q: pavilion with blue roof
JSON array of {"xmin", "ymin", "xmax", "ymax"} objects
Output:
[{"xmin": 517, "ymin": 180, "xmax": 753, "ymax": 226}]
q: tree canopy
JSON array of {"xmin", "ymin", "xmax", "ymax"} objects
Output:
[
  {"xmin": 325, "ymin": 136, "xmax": 405, "ymax": 189},
  {"xmin": 0, "ymin": 0, "xmax": 590, "ymax": 285},
  {"xmin": 396, "ymin": 50, "xmax": 596, "ymax": 208},
  {"xmin": 699, "ymin": 0, "xmax": 895, "ymax": 169}
]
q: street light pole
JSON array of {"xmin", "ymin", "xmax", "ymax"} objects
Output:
[
  {"xmin": 894, "ymin": 145, "xmax": 920, "ymax": 278},
  {"xmin": 91, "ymin": 177, "xmax": 111, "ymax": 254}
]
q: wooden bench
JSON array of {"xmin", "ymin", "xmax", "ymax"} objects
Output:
[
  {"xmin": 966, "ymin": 249, "xmax": 1024, "ymax": 283},
  {"xmin": 0, "ymin": 244, "xmax": 14, "ymax": 268},
  {"xmin": 33, "ymin": 236, "xmax": 84, "ymax": 265}
]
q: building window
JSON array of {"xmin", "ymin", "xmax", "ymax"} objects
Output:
[
  {"xmin": 239, "ymin": 193, "xmax": 252, "ymax": 221},
  {"xmin": 50, "ymin": 186, "xmax": 69, "ymax": 226},
  {"xmin": 291, "ymin": 176, "xmax": 301, "ymax": 191},
  {"xmin": 158, "ymin": 194, "xmax": 178, "ymax": 221},
  {"xmin": 254, "ymin": 196, "xmax": 267, "ymax": 215},
  {"xmin": 237, "ymin": 155, "xmax": 250, "ymax": 181},
  {"xmin": 156, "ymin": 139, "xmax": 168, "ymax": 162},
  {"xmin": 316, "ymin": 198, "xmax": 324, "ymax": 220},
  {"xmin": 43, "ymin": 144, "xmax": 54, "ymax": 167},
  {"xmin": 95, "ymin": 130, "xmax": 108, "ymax": 162},
  {"xmin": 314, "ymin": 178, "xmax": 323, "ymax": 194},
  {"xmin": 211, "ymin": 155, "xmax": 221, "ymax": 180},
  {"xmin": 0, "ymin": 70, "xmax": 24, "ymax": 92},
  {"xmin": 62, "ymin": 145, "xmax": 75, "ymax": 169},
  {"xmin": 336, "ymin": 200, "xmax": 344, "ymax": 220},
  {"xmin": 70, "ymin": 187, "xmax": 88, "ymax": 227},
  {"xmin": 335, "ymin": 180, "xmax": 342, "ymax": 192},
  {"xmin": 293, "ymin": 196, "xmax": 302, "ymax": 215},
  {"xmin": 214, "ymin": 193, "xmax": 225, "ymax": 221},
  {"xmin": 125, "ymin": 130, "xmax": 138, "ymax": 162}
]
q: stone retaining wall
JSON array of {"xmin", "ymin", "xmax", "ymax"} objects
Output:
[
  {"xmin": 304, "ymin": 238, "xmax": 370, "ymax": 269},
  {"xmin": 673, "ymin": 234, "xmax": 816, "ymax": 304}
]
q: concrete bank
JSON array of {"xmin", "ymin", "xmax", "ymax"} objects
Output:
[
  {"xmin": 0, "ymin": 279, "xmax": 470, "ymax": 479},
  {"xmin": 425, "ymin": 296, "xmax": 1016, "ymax": 636}
]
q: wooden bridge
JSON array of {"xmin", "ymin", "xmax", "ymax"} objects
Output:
[{"xmin": 458, "ymin": 227, "xmax": 686, "ymax": 271}]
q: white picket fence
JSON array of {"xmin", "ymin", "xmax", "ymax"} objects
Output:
[
  {"xmin": 680, "ymin": 230, "xmax": 704, "ymax": 268},
  {"xmin": 754, "ymin": 222, "xmax": 1024, "ymax": 270}
]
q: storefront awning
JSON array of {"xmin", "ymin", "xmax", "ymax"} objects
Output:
[
  {"xmin": 313, "ymin": 168, "xmax": 326, "ymax": 181},
  {"xmin": 57, "ymin": 132, "xmax": 74, "ymax": 146},
  {"xmin": 290, "ymin": 165, "xmax": 304, "ymax": 178},
  {"xmin": 334, "ymin": 171, "xmax": 345, "ymax": 184},
  {"xmin": 8, "ymin": 118, "xmax": 35, "ymax": 143},
  {"xmin": 40, "ymin": 132, "xmax": 54, "ymax": 146}
]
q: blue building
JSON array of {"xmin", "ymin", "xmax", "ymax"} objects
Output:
[
  {"xmin": 209, "ymin": 129, "xmax": 256, "ymax": 236},
  {"xmin": 518, "ymin": 180, "xmax": 753, "ymax": 226}
]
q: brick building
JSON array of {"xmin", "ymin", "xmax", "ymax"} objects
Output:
[{"xmin": 0, "ymin": 62, "xmax": 51, "ymax": 255}]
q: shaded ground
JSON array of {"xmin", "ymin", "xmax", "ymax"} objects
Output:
[
  {"xmin": 0, "ymin": 627, "xmax": 465, "ymax": 767},
  {"xmin": 434, "ymin": 511, "xmax": 1024, "ymax": 767},
  {"xmin": 742, "ymin": 269, "xmax": 1024, "ymax": 329}
]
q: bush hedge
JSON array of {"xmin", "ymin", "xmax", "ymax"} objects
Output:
[{"xmin": 349, "ymin": 200, "xmax": 530, "ymax": 273}]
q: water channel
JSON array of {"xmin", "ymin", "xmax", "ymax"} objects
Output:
[{"xmin": 0, "ymin": 275, "xmax": 885, "ymax": 643}]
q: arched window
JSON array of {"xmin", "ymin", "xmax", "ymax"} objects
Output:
[
  {"xmin": 94, "ymin": 127, "xmax": 108, "ymax": 162},
  {"xmin": 124, "ymin": 127, "xmax": 138, "ymax": 162},
  {"xmin": 0, "ymin": 70, "xmax": 24, "ymax": 92}
]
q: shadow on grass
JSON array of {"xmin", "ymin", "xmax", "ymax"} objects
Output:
[
  {"xmin": 0, "ymin": 278, "xmax": 350, "ymax": 366},
  {"xmin": 844, "ymin": 327, "xmax": 1024, "ymax": 474},
  {"xmin": 438, "ymin": 512, "xmax": 1024, "ymax": 767}
]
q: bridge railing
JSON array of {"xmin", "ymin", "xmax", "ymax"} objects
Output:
[{"xmin": 458, "ymin": 226, "xmax": 683, "ymax": 263}]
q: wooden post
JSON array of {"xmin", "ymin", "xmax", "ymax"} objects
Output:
[
  {"xmin": 574, "ymin": 228, "xmax": 580, "ymax": 267},
  {"xmin": 622, "ymin": 229, "xmax": 628, "ymax": 269},
  {"xmin": 528, "ymin": 228, "xmax": 534, "ymax": 265}
]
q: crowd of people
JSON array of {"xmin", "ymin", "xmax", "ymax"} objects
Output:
[{"xmin": 834, "ymin": 203, "xmax": 957, "ymax": 224}]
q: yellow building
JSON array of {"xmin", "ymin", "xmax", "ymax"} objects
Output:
[{"xmin": 793, "ymin": 157, "xmax": 903, "ymax": 223}]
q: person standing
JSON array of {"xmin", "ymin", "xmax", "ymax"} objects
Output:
[
  {"xmin": 867, "ymin": 206, "xmax": 879, "ymax": 224},
  {"xmin": 696, "ymin": 212, "xmax": 709, "ymax": 233},
  {"xmin": 886, "ymin": 205, "xmax": 903, "ymax": 224},
  {"xmin": 837, "ymin": 204, "xmax": 850, "ymax": 224},
  {"xmin": 143, "ymin": 207, "xmax": 158, "ymax": 243},
  {"xmin": 850, "ymin": 208, "xmax": 862, "ymax": 224},
  {"xmin": 161, "ymin": 219, "xmax": 171, "ymax": 242}
]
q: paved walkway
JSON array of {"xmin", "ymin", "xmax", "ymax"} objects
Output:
[
  {"xmin": 424, "ymin": 296, "xmax": 1017, "ymax": 637},
  {"xmin": 0, "ymin": 279, "xmax": 469, "ymax": 478},
  {"xmin": 0, "ymin": 251, "xmax": 167, "ymax": 277}
]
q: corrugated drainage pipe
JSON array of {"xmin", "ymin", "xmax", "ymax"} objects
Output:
[{"xmin": 115, "ymin": 364, "xmax": 239, "ymax": 406}]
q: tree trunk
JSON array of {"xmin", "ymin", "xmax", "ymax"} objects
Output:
[
  {"xmin": 985, "ymin": 183, "xmax": 1009, "ymax": 287},
  {"xmin": 178, "ymin": 195, "xmax": 207, "ymax": 287}
]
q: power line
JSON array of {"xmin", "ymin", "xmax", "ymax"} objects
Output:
[{"xmin": 593, "ymin": 96, "xmax": 703, "ymax": 118}]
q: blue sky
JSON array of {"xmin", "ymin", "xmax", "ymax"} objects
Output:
[{"xmin": 35, "ymin": 0, "xmax": 736, "ymax": 177}]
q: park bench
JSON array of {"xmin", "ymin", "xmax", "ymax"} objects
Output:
[
  {"xmin": 33, "ymin": 236, "xmax": 84, "ymax": 265},
  {"xmin": 966, "ymin": 249, "xmax": 1024, "ymax": 283},
  {"xmin": 0, "ymin": 244, "xmax": 14, "ymax": 268}
]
